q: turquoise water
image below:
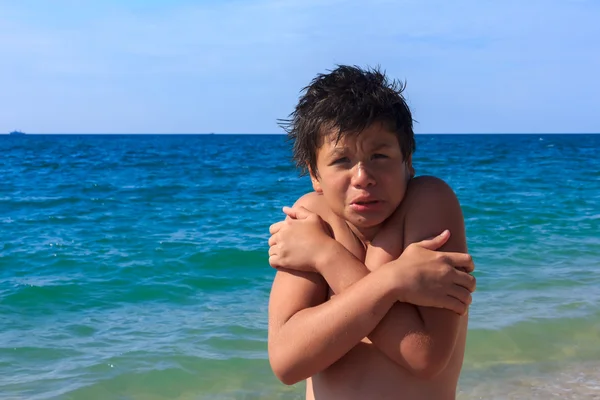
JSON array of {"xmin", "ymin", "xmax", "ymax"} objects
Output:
[{"xmin": 1, "ymin": 134, "xmax": 599, "ymax": 399}]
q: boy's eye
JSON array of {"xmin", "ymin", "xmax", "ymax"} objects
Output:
[
  {"xmin": 331, "ymin": 157, "xmax": 350, "ymax": 165},
  {"xmin": 372, "ymin": 153, "xmax": 388, "ymax": 159}
]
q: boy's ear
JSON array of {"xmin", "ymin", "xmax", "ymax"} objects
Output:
[
  {"xmin": 308, "ymin": 164, "xmax": 323, "ymax": 193},
  {"xmin": 406, "ymin": 154, "xmax": 415, "ymax": 178}
]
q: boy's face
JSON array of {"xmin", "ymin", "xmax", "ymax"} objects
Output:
[{"xmin": 310, "ymin": 122, "xmax": 413, "ymax": 239}]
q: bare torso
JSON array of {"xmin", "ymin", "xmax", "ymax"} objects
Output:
[{"xmin": 302, "ymin": 190, "xmax": 469, "ymax": 400}]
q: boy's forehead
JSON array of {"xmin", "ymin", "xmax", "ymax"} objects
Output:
[{"xmin": 319, "ymin": 127, "xmax": 399, "ymax": 152}]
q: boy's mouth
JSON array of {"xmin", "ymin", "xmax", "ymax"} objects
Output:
[
  {"xmin": 350, "ymin": 194, "xmax": 379, "ymax": 205},
  {"xmin": 353, "ymin": 200, "xmax": 378, "ymax": 205},
  {"xmin": 350, "ymin": 199, "xmax": 382, "ymax": 212}
]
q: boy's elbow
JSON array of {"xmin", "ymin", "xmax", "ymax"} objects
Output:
[
  {"xmin": 268, "ymin": 349, "xmax": 305, "ymax": 386},
  {"xmin": 274, "ymin": 371, "xmax": 303, "ymax": 386},
  {"xmin": 402, "ymin": 346, "xmax": 452, "ymax": 380},
  {"xmin": 410, "ymin": 358, "xmax": 446, "ymax": 380},
  {"xmin": 270, "ymin": 363, "xmax": 302, "ymax": 386}
]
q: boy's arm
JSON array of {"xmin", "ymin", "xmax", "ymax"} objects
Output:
[
  {"xmin": 402, "ymin": 177, "xmax": 470, "ymax": 375},
  {"xmin": 315, "ymin": 242, "xmax": 466, "ymax": 378},
  {"xmin": 268, "ymin": 261, "xmax": 402, "ymax": 385},
  {"xmin": 299, "ymin": 177, "xmax": 473, "ymax": 378}
]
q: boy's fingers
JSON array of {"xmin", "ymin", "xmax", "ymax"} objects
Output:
[
  {"xmin": 450, "ymin": 285, "xmax": 472, "ymax": 306},
  {"xmin": 282, "ymin": 206, "xmax": 296, "ymax": 219},
  {"xmin": 269, "ymin": 222, "xmax": 284, "ymax": 234},
  {"xmin": 445, "ymin": 252, "xmax": 474, "ymax": 272},
  {"xmin": 284, "ymin": 206, "xmax": 313, "ymax": 220},
  {"xmin": 444, "ymin": 295, "xmax": 467, "ymax": 316},
  {"xmin": 268, "ymin": 255, "xmax": 278, "ymax": 268},
  {"xmin": 417, "ymin": 230, "xmax": 450, "ymax": 251},
  {"xmin": 455, "ymin": 272, "xmax": 477, "ymax": 292},
  {"xmin": 268, "ymin": 235, "xmax": 277, "ymax": 246}
]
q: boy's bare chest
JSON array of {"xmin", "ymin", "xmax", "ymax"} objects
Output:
[{"xmin": 323, "ymin": 208, "xmax": 406, "ymax": 263}]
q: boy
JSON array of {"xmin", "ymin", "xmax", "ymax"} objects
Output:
[{"xmin": 267, "ymin": 65, "xmax": 476, "ymax": 399}]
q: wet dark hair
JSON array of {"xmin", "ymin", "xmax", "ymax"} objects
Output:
[{"xmin": 279, "ymin": 65, "xmax": 416, "ymax": 177}]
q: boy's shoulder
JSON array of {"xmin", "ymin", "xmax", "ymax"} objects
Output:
[
  {"xmin": 400, "ymin": 175, "xmax": 458, "ymax": 219},
  {"xmin": 383, "ymin": 175, "xmax": 457, "ymax": 226},
  {"xmin": 401, "ymin": 175, "xmax": 464, "ymax": 245},
  {"xmin": 292, "ymin": 191, "xmax": 333, "ymax": 219},
  {"xmin": 370, "ymin": 176, "xmax": 459, "ymax": 255},
  {"xmin": 406, "ymin": 175, "xmax": 455, "ymax": 197}
]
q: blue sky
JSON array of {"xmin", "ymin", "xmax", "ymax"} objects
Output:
[{"xmin": 1, "ymin": 0, "xmax": 598, "ymax": 134}]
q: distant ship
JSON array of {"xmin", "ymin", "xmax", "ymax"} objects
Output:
[{"xmin": 9, "ymin": 130, "xmax": 25, "ymax": 135}]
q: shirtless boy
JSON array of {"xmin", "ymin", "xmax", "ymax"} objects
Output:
[{"xmin": 267, "ymin": 65, "xmax": 476, "ymax": 399}]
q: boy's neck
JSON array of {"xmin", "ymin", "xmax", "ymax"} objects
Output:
[{"xmin": 346, "ymin": 222, "xmax": 382, "ymax": 247}]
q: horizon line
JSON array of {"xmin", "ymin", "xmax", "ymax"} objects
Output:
[{"xmin": 2, "ymin": 132, "xmax": 599, "ymax": 135}]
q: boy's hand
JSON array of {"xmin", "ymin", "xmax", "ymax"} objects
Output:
[
  {"xmin": 390, "ymin": 230, "xmax": 476, "ymax": 315},
  {"xmin": 268, "ymin": 206, "xmax": 334, "ymax": 272}
]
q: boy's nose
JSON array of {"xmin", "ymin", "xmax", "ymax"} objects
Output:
[{"xmin": 351, "ymin": 163, "xmax": 376, "ymax": 188}]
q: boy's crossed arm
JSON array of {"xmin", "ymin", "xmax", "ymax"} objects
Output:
[{"xmin": 267, "ymin": 177, "xmax": 476, "ymax": 385}]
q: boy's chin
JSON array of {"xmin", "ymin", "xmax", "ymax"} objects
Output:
[{"xmin": 347, "ymin": 214, "xmax": 388, "ymax": 229}]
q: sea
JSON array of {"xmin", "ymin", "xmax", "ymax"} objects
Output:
[{"xmin": 1, "ymin": 133, "xmax": 599, "ymax": 399}]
